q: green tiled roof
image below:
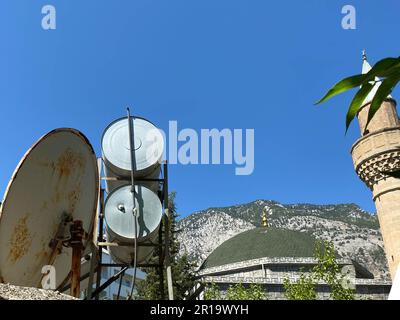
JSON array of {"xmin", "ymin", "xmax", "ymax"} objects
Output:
[{"xmin": 201, "ymin": 227, "xmax": 318, "ymax": 269}]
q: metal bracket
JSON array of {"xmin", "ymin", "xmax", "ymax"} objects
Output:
[{"xmin": 49, "ymin": 212, "xmax": 73, "ymax": 250}]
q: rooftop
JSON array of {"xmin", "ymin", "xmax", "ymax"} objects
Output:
[{"xmin": 201, "ymin": 227, "xmax": 319, "ymax": 269}]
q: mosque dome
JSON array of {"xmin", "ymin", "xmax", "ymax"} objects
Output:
[{"xmin": 201, "ymin": 227, "xmax": 319, "ymax": 269}]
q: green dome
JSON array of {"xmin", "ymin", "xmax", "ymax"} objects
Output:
[{"xmin": 201, "ymin": 227, "xmax": 318, "ymax": 269}]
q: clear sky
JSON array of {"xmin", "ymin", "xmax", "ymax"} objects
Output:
[{"xmin": 0, "ymin": 0, "xmax": 399, "ymax": 218}]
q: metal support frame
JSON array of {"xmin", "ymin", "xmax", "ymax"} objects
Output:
[
  {"xmin": 87, "ymin": 161, "xmax": 173, "ymax": 300},
  {"xmin": 159, "ymin": 217, "xmax": 165, "ymax": 300},
  {"xmin": 94, "ymin": 187, "xmax": 105, "ymax": 300},
  {"xmin": 40, "ymin": 214, "xmax": 85, "ymax": 298},
  {"xmin": 163, "ymin": 162, "xmax": 174, "ymax": 300},
  {"xmin": 86, "ymin": 111, "xmax": 174, "ymax": 300}
]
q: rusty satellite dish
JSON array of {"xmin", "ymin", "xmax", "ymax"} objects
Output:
[{"xmin": 0, "ymin": 128, "xmax": 99, "ymax": 288}]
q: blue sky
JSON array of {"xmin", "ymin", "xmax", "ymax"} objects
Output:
[{"xmin": 0, "ymin": 0, "xmax": 399, "ymax": 218}]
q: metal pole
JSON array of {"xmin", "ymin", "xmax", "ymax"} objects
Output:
[
  {"xmin": 70, "ymin": 220, "xmax": 84, "ymax": 298},
  {"xmin": 165, "ymin": 213, "xmax": 174, "ymax": 300},
  {"xmin": 163, "ymin": 161, "xmax": 174, "ymax": 300},
  {"xmin": 158, "ymin": 218, "xmax": 165, "ymax": 299},
  {"xmin": 86, "ymin": 243, "xmax": 97, "ymax": 299},
  {"xmin": 56, "ymin": 271, "xmax": 72, "ymax": 292},
  {"xmin": 87, "ymin": 158, "xmax": 103, "ymax": 299},
  {"xmin": 127, "ymin": 107, "xmax": 139, "ymax": 299},
  {"xmin": 116, "ymin": 267, "xmax": 126, "ymax": 300},
  {"xmin": 89, "ymin": 266, "xmax": 129, "ymax": 300},
  {"xmin": 127, "ymin": 107, "xmax": 137, "ymax": 193},
  {"xmin": 60, "ymin": 271, "xmax": 91, "ymax": 293},
  {"xmin": 95, "ymin": 188, "xmax": 105, "ymax": 300}
]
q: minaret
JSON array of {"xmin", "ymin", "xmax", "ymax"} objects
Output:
[{"xmin": 351, "ymin": 51, "xmax": 400, "ymax": 279}]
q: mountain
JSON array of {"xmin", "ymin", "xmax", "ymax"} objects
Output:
[{"xmin": 177, "ymin": 200, "xmax": 389, "ymax": 279}]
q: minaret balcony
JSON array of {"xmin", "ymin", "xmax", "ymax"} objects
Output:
[{"xmin": 351, "ymin": 126, "xmax": 400, "ymax": 189}]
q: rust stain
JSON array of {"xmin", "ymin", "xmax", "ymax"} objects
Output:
[
  {"xmin": 8, "ymin": 215, "xmax": 32, "ymax": 264},
  {"xmin": 37, "ymin": 148, "xmax": 86, "ymax": 180},
  {"xmin": 67, "ymin": 183, "xmax": 81, "ymax": 214},
  {"xmin": 34, "ymin": 244, "xmax": 49, "ymax": 261},
  {"xmin": 55, "ymin": 148, "xmax": 85, "ymax": 179}
]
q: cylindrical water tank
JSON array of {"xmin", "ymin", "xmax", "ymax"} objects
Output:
[
  {"xmin": 104, "ymin": 184, "xmax": 163, "ymax": 265},
  {"xmin": 101, "ymin": 117, "xmax": 164, "ymax": 193}
]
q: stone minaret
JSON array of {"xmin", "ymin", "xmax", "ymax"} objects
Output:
[{"xmin": 351, "ymin": 51, "xmax": 400, "ymax": 279}]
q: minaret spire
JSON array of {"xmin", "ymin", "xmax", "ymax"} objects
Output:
[
  {"xmin": 360, "ymin": 50, "xmax": 392, "ymax": 106},
  {"xmin": 362, "ymin": 50, "xmax": 372, "ymax": 74},
  {"xmin": 362, "ymin": 49, "xmax": 367, "ymax": 61}
]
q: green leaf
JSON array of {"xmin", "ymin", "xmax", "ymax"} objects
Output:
[
  {"xmin": 368, "ymin": 57, "xmax": 400, "ymax": 78},
  {"xmin": 345, "ymin": 82, "xmax": 374, "ymax": 133},
  {"xmin": 315, "ymin": 74, "xmax": 367, "ymax": 105},
  {"xmin": 365, "ymin": 75, "xmax": 400, "ymax": 129}
]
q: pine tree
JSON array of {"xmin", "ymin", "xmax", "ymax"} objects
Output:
[{"xmin": 136, "ymin": 192, "xmax": 197, "ymax": 300}]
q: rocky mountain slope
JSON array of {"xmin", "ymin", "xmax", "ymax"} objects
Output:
[{"xmin": 177, "ymin": 200, "xmax": 389, "ymax": 279}]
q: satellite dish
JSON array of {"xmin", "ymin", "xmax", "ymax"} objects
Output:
[{"xmin": 0, "ymin": 128, "xmax": 99, "ymax": 288}]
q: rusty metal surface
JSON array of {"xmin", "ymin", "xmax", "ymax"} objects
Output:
[
  {"xmin": 70, "ymin": 220, "xmax": 84, "ymax": 298},
  {"xmin": 0, "ymin": 128, "xmax": 99, "ymax": 288}
]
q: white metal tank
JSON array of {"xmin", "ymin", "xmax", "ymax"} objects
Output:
[
  {"xmin": 101, "ymin": 117, "xmax": 164, "ymax": 193},
  {"xmin": 104, "ymin": 184, "xmax": 163, "ymax": 265}
]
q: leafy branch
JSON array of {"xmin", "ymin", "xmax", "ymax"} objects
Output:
[
  {"xmin": 316, "ymin": 56, "xmax": 400, "ymax": 133},
  {"xmin": 284, "ymin": 240, "xmax": 355, "ymax": 300}
]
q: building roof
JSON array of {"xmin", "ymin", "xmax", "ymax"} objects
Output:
[{"xmin": 201, "ymin": 227, "xmax": 319, "ymax": 269}]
